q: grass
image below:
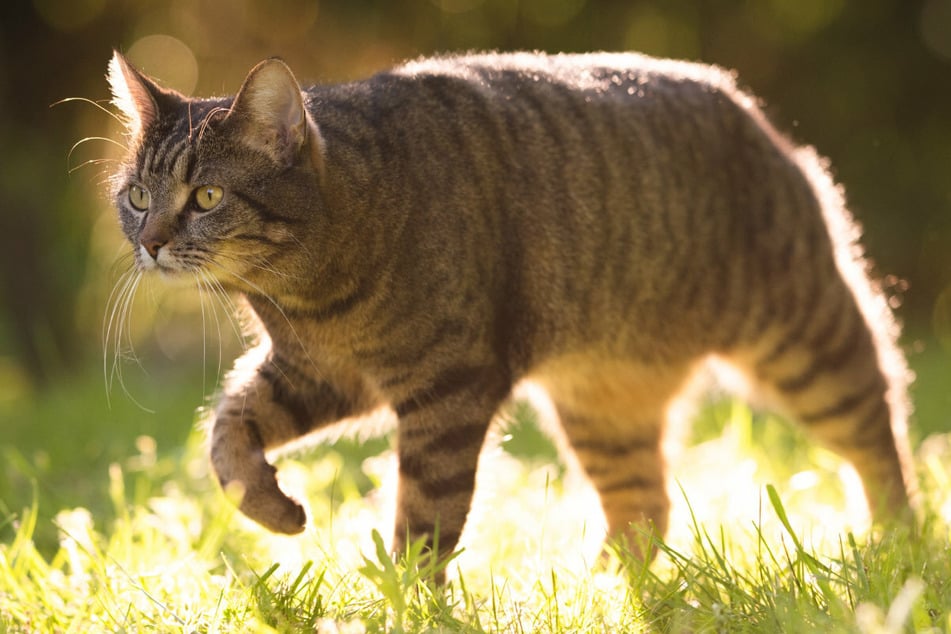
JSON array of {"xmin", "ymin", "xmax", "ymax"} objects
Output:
[{"xmin": 2, "ymin": 359, "xmax": 951, "ymax": 632}]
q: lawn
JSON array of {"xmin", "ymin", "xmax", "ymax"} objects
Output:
[{"xmin": 1, "ymin": 345, "xmax": 950, "ymax": 632}]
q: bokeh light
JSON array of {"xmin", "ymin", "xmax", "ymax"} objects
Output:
[
  {"xmin": 243, "ymin": 0, "xmax": 320, "ymax": 43},
  {"xmin": 520, "ymin": 0, "xmax": 586, "ymax": 28},
  {"xmin": 126, "ymin": 34, "xmax": 198, "ymax": 95},
  {"xmin": 624, "ymin": 6, "xmax": 699, "ymax": 59},
  {"xmin": 920, "ymin": 0, "xmax": 951, "ymax": 61},
  {"xmin": 430, "ymin": 0, "xmax": 486, "ymax": 15},
  {"xmin": 932, "ymin": 285, "xmax": 951, "ymax": 353},
  {"xmin": 32, "ymin": 0, "xmax": 105, "ymax": 31}
]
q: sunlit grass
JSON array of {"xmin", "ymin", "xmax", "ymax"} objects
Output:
[{"xmin": 2, "ymin": 395, "xmax": 950, "ymax": 632}]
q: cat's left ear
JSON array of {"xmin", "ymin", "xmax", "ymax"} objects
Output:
[
  {"xmin": 228, "ymin": 58, "xmax": 321, "ymax": 169},
  {"xmin": 107, "ymin": 51, "xmax": 174, "ymax": 139}
]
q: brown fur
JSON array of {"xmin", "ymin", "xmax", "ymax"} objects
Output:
[{"xmin": 107, "ymin": 50, "xmax": 915, "ymax": 565}]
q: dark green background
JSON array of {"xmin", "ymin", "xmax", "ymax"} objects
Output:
[{"xmin": 1, "ymin": 0, "xmax": 949, "ymax": 437}]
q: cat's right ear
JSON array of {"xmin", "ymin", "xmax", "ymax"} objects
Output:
[
  {"xmin": 108, "ymin": 51, "xmax": 162, "ymax": 139},
  {"xmin": 226, "ymin": 58, "xmax": 323, "ymax": 172}
]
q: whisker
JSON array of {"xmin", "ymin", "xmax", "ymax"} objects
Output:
[
  {"xmin": 215, "ymin": 251, "xmax": 305, "ymax": 282},
  {"xmin": 56, "ymin": 98, "xmax": 130, "ymax": 181},
  {"xmin": 200, "ymin": 269, "xmax": 237, "ymax": 379},
  {"xmin": 118, "ymin": 274, "xmax": 153, "ymax": 412},
  {"xmin": 204, "ymin": 275, "xmax": 228, "ymax": 380},
  {"xmin": 189, "ymin": 263, "xmax": 256, "ymax": 389},
  {"xmin": 104, "ymin": 267, "xmax": 137, "ymax": 372},
  {"xmin": 197, "ymin": 106, "xmax": 230, "ymax": 143},
  {"xmin": 108, "ymin": 251, "xmax": 137, "ymax": 278},
  {"xmin": 51, "ymin": 96, "xmax": 125, "ymax": 125},
  {"xmin": 102, "ymin": 264, "xmax": 153, "ymax": 412},
  {"xmin": 205, "ymin": 260, "xmax": 324, "ymax": 381},
  {"xmin": 68, "ymin": 135, "xmax": 127, "ymax": 158},
  {"xmin": 68, "ymin": 156, "xmax": 121, "ymax": 175},
  {"xmin": 114, "ymin": 271, "xmax": 140, "ymax": 381},
  {"xmin": 287, "ymin": 232, "xmax": 318, "ymax": 263},
  {"xmin": 194, "ymin": 271, "xmax": 217, "ymax": 395},
  {"xmin": 102, "ymin": 266, "xmax": 134, "ymax": 405},
  {"xmin": 203, "ymin": 271, "xmax": 247, "ymax": 349}
]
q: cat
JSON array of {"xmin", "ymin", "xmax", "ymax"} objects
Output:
[{"xmin": 106, "ymin": 49, "xmax": 916, "ymax": 567}]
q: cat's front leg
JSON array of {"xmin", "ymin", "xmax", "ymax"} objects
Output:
[
  {"xmin": 210, "ymin": 395, "xmax": 308, "ymax": 534},
  {"xmin": 210, "ymin": 352, "xmax": 377, "ymax": 534},
  {"xmin": 390, "ymin": 365, "xmax": 511, "ymax": 570}
]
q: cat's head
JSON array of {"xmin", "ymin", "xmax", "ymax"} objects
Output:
[{"xmin": 107, "ymin": 52, "xmax": 323, "ymax": 289}]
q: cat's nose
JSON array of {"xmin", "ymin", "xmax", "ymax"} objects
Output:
[{"xmin": 140, "ymin": 237, "xmax": 167, "ymax": 260}]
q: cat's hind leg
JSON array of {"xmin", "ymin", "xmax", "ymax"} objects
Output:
[
  {"xmin": 539, "ymin": 359, "xmax": 694, "ymax": 560},
  {"xmin": 737, "ymin": 278, "xmax": 915, "ymax": 523}
]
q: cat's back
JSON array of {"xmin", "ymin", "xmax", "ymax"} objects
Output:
[
  {"xmin": 390, "ymin": 51, "xmax": 739, "ymax": 100},
  {"xmin": 311, "ymin": 50, "xmax": 751, "ymax": 140},
  {"xmin": 311, "ymin": 50, "xmax": 771, "ymax": 211}
]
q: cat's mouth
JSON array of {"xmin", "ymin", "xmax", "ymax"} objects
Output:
[
  {"xmin": 142, "ymin": 262, "xmax": 188, "ymax": 283},
  {"xmin": 137, "ymin": 245, "xmax": 191, "ymax": 280},
  {"xmin": 144, "ymin": 262, "xmax": 203, "ymax": 290}
]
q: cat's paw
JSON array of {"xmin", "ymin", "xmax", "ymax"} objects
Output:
[
  {"xmin": 220, "ymin": 462, "xmax": 308, "ymax": 534},
  {"xmin": 239, "ymin": 480, "xmax": 308, "ymax": 535}
]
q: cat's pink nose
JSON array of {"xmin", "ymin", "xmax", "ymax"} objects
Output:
[{"xmin": 141, "ymin": 237, "xmax": 167, "ymax": 260}]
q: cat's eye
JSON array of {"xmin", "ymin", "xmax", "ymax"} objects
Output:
[
  {"xmin": 128, "ymin": 184, "xmax": 150, "ymax": 211},
  {"xmin": 194, "ymin": 185, "xmax": 224, "ymax": 211}
]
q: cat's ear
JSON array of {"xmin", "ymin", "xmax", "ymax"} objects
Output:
[
  {"xmin": 107, "ymin": 51, "xmax": 167, "ymax": 139},
  {"xmin": 227, "ymin": 58, "xmax": 319, "ymax": 169}
]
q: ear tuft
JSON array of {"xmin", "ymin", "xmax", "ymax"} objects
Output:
[
  {"xmin": 108, "ymin": 51, "xmax": 161, "ymax": 139},
  {"xmin": 228, "ymin": 58, "xmax": 312, "ymax": 167}
]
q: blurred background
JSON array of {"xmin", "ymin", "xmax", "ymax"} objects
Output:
[{"xmin": 0, "ymin": 0, "xmax": 950, "ymax": 544}]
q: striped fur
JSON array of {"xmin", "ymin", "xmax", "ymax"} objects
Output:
[{"xmin": 107, "ymin": 51, "xmax": 915, "ymax": 564}]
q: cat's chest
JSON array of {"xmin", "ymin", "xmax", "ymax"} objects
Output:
[{"xmin": 248, "ymin": 295, "xmax": 395, "ymax": 385}]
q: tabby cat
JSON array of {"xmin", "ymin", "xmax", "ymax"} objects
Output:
[{"xmin": 107, "ymin": 50, "xmax": 915, "ymax": 565}]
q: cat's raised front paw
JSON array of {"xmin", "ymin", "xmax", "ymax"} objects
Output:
[
  {"xmin": 215, "ymin": 451, "xmax": 308, "ymax": 534},
  {"xmin": 226, "ymin": 472, "xmax": 308, "ymax": 535}
]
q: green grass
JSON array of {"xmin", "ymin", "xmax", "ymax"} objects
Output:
[{"xmin": 2, "ymin": 364, "xmax": 951, "ymax": 632}]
